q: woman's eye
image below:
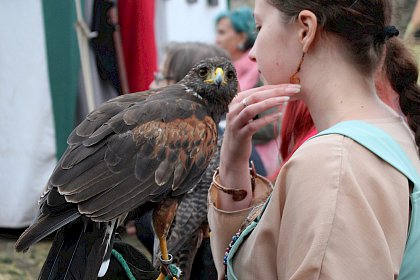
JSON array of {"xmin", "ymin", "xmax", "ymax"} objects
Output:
[
  {"xmin": 226, "ymin": 71, "xmax": 234, "ymax": 80},
  {"xmin": 199, "ymin": 68, "xmax": 208, "ymax": 77}
]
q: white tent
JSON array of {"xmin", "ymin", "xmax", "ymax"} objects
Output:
[{"xmin": 0, "ymin": 0, "xmax": 56, "ymax": 227}]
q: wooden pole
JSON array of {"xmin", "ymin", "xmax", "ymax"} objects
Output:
[{"xmin": 74, "ymin": 0, "xmax": 98, "ymax": 112}]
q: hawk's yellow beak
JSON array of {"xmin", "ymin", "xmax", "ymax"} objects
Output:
[
  {"xmin": 214, "ymin": 68, "xmax": 224, "ymax": 89},
  {"xmin": 205, "ymin": 67, "xmax": 224, "ymax": 89}
]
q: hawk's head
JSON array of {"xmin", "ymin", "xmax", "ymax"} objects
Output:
[{"xmin": 180, "ymin": 57, "xmax": 238, "ymax": 120}]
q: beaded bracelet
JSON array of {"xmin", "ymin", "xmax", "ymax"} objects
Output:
[{"xmin": 212, "ymin": 162, "xmax": 256, "ymax": 201}]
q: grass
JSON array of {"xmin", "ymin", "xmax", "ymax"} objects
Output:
[
  {"xmin": 0, "ymin": 231, "xmax": 150, "ymax": 280},
  {"xmin": 0, "ymin": 238, "xmax": 51, "ymax": 280}
]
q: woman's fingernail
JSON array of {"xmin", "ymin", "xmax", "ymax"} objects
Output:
[
  {"xmin": 276, "ymin": 96, "xmax": 290, "ymax": 103},
  {"xmin": 285, "ymin": 87, "xmax": 301, "ymax": 94}
]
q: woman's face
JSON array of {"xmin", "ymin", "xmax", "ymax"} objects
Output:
[
  {"xmin": 215, "ymin": 17, "xmax": 245, "ymax": 57},
  {"xmin": 249, "ymin": 0, "xmax": 302, "ymax": 85}
]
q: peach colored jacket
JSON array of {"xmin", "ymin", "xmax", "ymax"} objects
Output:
[{"xmin": 209, "ymin": 117, "xmax": 420, "ymax": 279}]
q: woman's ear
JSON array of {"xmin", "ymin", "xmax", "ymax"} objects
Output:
[
  {"xmin": 237, "ymin": 32, "xmax": 247, "ymax": 44},
  {"xmin": 297, "ymin": 10, "xmax": 318, "ymax": 53}
]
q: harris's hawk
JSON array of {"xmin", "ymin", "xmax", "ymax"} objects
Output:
[{"xmin": 15, "ymin": 57, "xmax": 238, "ymax": 280}]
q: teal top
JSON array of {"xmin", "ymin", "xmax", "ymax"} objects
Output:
[{"xmin": 226, "ymin": 120, "xmax": 420, "ymax": 280}]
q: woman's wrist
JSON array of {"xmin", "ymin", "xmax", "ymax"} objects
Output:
[
  {"xmin": 216, "ymin": 160, "xmax": 254, "ymax": 210},
  {"xmin": 210, "ymin": 164, "xmax": 273, "ymax": 212},
  {"xmin": 213, "ymin": 168, "xmax": 252, "ymax": 201},
  {"xmin": 219, "ymin": 156, "xmax": 249, "ymax": 175}
]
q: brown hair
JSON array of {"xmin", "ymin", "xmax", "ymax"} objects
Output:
[
  {"xmin": 164, "ymin": 42, "xmax": 229, "ymax": 83},
  {"xmin": 268, "ymin": 0, "xmax": 420, "ymax": 152}
]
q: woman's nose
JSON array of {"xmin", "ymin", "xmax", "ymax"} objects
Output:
[{"xmin": 248, "ymin": 44, "xmax": 256, "ymax": 62}]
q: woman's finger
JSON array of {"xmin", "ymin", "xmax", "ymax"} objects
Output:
[
  {"xmin": 242, "ymin": 84, "xmax": 300, "ymax": 104},
  {"xmin": 239, "ymin": 110, "xmax": 283, "ymax": 136},
  {"xmin": 229, "ymin": 84, "xmax": 300, "ymax": 116},
  {"xmin": 236, "ymin": 84, "xmax": 297, "ymax": 100},
  {"xmin": 233, "ymin": 96, "xmax": 289, "ymax": 128}
]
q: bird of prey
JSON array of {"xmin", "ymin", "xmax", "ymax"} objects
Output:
[
  {"xmin": 153, "ymin": 137, "xmax": 221, "ymax": 280},
  {"xmin": 15, "ymin": 56, "xmax": 237, "ymax": 280}
]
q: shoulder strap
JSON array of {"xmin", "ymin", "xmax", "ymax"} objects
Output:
[
  {"xmin": 312, "ymin": 120, "xmax": 420, "ymax": 280},
  {"xmin": 312, "ymin": 120, "xmax": 420, "ymax": 192}
]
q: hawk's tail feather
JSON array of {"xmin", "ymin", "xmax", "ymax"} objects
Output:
[
  {"xmin": 38, "ymin": 217, "xmax": 114, "ymax": 280},
  {"xmin": 15, "ymin": 209, "xmax": 80, "ymax": 253}
]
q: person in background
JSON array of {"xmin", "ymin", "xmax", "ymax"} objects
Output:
[
  {"xmin": 209, "ymin": 0, "xmax": 420, "ymax": 279},
  {"xmin": 216, "ymin": 7, "xmax": 282, "ymax": 178},
  {"xmin": 215, "ymin": 7, "xmax": 259, "ymax": 91}
]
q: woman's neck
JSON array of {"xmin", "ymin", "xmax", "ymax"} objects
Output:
[{"xmin": 299, "ymin": 50, "xmax": 396, "ymax": 131}]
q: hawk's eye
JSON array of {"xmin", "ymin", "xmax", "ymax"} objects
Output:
[
  {"xmin": 199, "ymin": 67, "xmax": 208, "ymax": 77},
  {"xmin": 226, "ymin": 71, "xmax": 235, "ymax": 81}
]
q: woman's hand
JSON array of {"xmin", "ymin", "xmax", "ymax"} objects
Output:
[{"xmin": 217, "ymin": 84, "xmax": 301, "ymax": 210}]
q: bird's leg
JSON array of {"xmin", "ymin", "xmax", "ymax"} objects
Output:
[
  {"xmin": 159, "ymin": 236, "xmax": 169, "ymax": 260},
  {"xmin": 153, "ymin": 197, "xmax": 180, "ymax": 280}
]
